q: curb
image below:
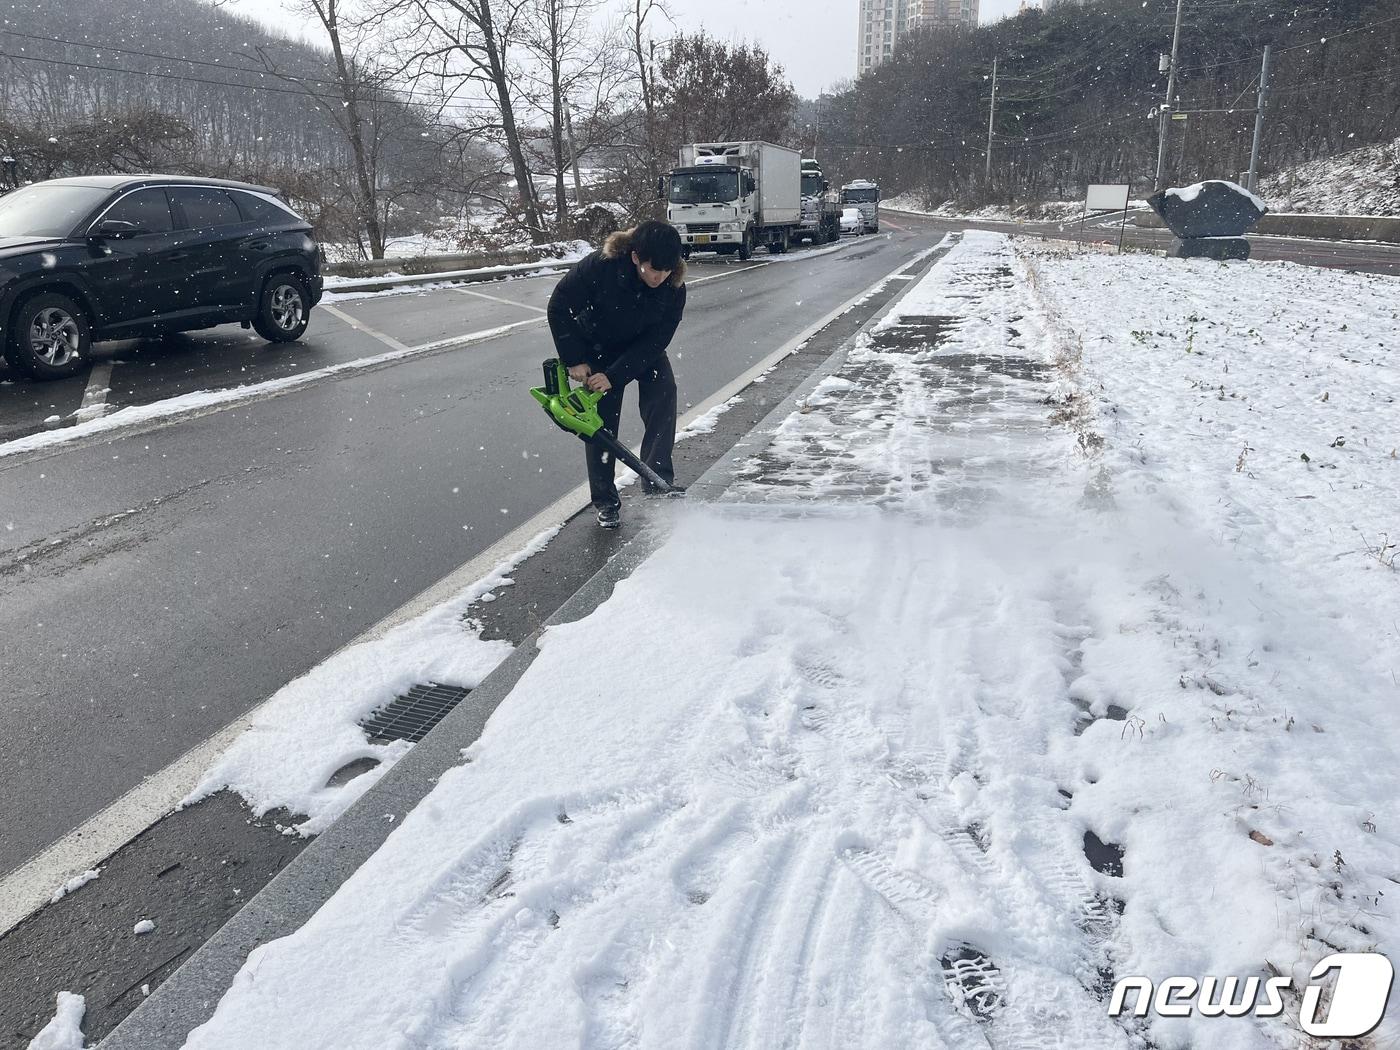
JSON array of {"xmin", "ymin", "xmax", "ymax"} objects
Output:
[{"xmin": 96, "ymin": 234, "xmax": 959, "ymax": 1050}]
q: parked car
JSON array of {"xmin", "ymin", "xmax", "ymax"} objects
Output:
[
  {"xmin": 0, "ymin": 175, "xmax": 323, "ymax": 379},
  {"xmin": 840, "ymin": 207, "xmax": 865, "ymax": 235}
]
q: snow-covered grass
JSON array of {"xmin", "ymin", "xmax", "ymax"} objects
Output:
[
  {"xmin": 175, "ymin": 232, "xmax": 1400, "ymax": 1050},
  {"xmin": 1261, "ymin": 136, "xmax": 1400, "ymax": 216},
  {"xmin": 321, "ymin": 208, "xmax": 511, "ymax": 263}
]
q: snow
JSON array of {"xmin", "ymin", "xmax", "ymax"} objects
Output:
[
  {"xmin": 1260, "ymin": 136, "xmax": 1400, "ymax": 216},
  {"xmin": 177, "ymin": 231, "xmax": 1400, "ymax": 1050},
  {"xmin": 675, "ymin": 396, "xmax": 741, "ymax": 441},
  {"xmin": 49, "ymin": 869, "xmax": 100, "ymax": 904},
  {"xmin": 26, "ymin": 992, "xmax": 85, "ymax": 1050},
  {"xmin": 183, "ymin": 525, "xmax": 561, "ymax": 835},
  {"xmin": 886, "ymin": 193, "xmax": 1095, "ymax": 225},
  {"xmin": 1164, "ymin": 179, "xmax": 1267, "ymax": 214}
]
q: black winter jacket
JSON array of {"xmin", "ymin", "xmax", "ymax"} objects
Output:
[{"xmin": 547, "ymin": 234, "xmax": 687, "ymax": 388}]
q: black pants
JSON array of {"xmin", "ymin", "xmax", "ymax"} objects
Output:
[{"xmin": 587, "ymin": 354, "xmax": 677, "ymax": 509}]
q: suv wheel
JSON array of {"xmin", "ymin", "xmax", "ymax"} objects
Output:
[
  {"xmin": 253, "ymin": 274, "xmax": 310, "ymax": 343},
  {"xmin": 5, "ymin": 293, "xmax": 91, "ymax": 380}
]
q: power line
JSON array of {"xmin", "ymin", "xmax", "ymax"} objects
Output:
[
  {"xmin": 0, "ymin": 48, "xmax": 503, "ymax": 117},
  {"xmin": 0, "ymin": 26, "xmax": 499, "ymax": 110}
]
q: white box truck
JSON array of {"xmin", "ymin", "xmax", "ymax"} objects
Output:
[
  {"xmin": 665, "ymin": 141, "xmax": 802, "ymax": 260},
  {"xmin": 840, "ymin": 179, "xmax": 881, "ymax": 234}
]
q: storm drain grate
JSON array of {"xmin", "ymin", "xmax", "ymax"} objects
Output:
[{"xmin": 361, "ymin": 683, "xmax": 471, "ymax": 744}]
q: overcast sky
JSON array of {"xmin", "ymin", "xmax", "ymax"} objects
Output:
[{"xmin": 227, "ymin": 0, "xmax": 1022, "ymax": 98}]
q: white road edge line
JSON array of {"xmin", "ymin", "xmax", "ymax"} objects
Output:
[{"xmin": 0, "ymin": 239, "xmax": 944, "ymax": 937}]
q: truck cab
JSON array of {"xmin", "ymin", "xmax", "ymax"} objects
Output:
[
  {"xmin": 840, "ymin": 179, "xmax": 881, "ymax": 234},
  {"xmin": 666, "ymin": 161, "xmax": 755, "ymax": 258}
]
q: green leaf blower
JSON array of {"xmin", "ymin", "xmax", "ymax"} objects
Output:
[{"xmin": 530, "ymin": 358, "xmax": 673, "ymax": 493}]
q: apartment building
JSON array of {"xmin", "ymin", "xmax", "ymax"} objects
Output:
[{"xmin": 857, "ymin": 0, "xmax": 981, "ymax": 74}]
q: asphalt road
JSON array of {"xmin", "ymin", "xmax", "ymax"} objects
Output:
[{"xmin": 0, "ymin": 229, "xmax": 939, "ymax": 877}]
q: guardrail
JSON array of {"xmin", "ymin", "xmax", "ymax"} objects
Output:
[{"xmin": 325, "ymin": 258, "xmax": 577, "ymax": 295}]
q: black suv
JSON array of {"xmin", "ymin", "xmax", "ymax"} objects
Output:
[{"xmin": 0, "ymin": 175, "xmax": 323, "ymax": 380}]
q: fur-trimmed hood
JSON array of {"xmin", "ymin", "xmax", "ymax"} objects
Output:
[{"xmin": 602, "ymin": 228, "xmax": 687, "ymax": 288}]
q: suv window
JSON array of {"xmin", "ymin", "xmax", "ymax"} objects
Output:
[
  {"xmin": 0, "ymin": 184, "xmax": 110, "ymax": 238},
  {"xmin": 102, "ymin": 189, "xmax": 174, "ymax": 234},
  {"xmin": 230, "ymin": 191, "xmax": 298, "ymax": 225},
  {"xmin": 171, "ymin": 187, "xmax": 243, "ymax": 230}
]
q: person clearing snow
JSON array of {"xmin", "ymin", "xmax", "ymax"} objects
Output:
[{"xmin": 546, "ymin": 221, "xmax": 688, "ymax": 529}]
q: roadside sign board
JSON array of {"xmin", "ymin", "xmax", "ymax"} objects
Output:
[
  {"xmin": 1081, "ymin": 183, "xmax": 1133, "ymax": 254},
  {"xmin": 1085, "ymin": 184, "xmax": 1131, "ymax": 212}
]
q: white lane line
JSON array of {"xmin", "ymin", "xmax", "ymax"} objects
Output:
[
  {"xmin": 0, "ymin": 238, "xmax": 948, "ymax": 936},
  {"xmin": 319, "ymin": 304, "xmax": 411, "ymax": 352},
  {"xmin": 454, "ymin": 287, "xmax": 548, "ymax": 313},
  {"xmin": 76, "ymin": 361, "xmax": 114, "ymax": 421}
]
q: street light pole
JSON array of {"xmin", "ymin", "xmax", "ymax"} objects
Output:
[
  {"xmin": 1246, "ymin": 45, "xmax": 1273, "ymax": 192},
  {"xmin": 1154, "ymin": 0, "xmax": 1185, "ymax": 192},
  {"xmin": 985, "ymin": 56, "xmax": 998, "ymax": 184}
]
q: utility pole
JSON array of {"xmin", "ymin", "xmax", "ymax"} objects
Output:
[
  {"xmin": 1154, "ymin": 0, "xmax": 1185, "ymax": 191},
  {"xmin": 985, "ymin": 56, "xmax": 998, "ymax": 183},
  {"xmin": 1246, "ymin": 45, "xmax": 1272, "ymax": 192}
]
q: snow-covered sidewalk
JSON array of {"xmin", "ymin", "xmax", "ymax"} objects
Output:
[{"xmin": 162, "ymin": 232, "xmax": 1399, "ymax": 1050}]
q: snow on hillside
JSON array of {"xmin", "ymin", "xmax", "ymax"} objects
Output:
[{"xmin": 1259, "ymin": 137, "xmax": 1400, "ymax": 216}]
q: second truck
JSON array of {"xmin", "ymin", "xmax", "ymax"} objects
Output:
[
  {"xmin": 797, "ymin": 158, "xmax": 842, "ymax": 246},
  {"xmin": 665, "ymin": 141, "xmax": 801, "ymax": 260}
]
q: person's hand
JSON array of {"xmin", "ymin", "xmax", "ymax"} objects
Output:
[
  {"xmin": 585, "ymin": 372, "xmax": 612, "ymax": 393},
  {"xmin": 568, "ymin": 363, "xmax": 592, "ymax": 382}
]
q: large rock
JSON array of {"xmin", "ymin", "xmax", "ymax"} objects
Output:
[
  {"xmin": 1170, "ymin": 237, "xmax": 1252, "ymax": 261},
  {"xmin": 1148, "ymin": 179, "xmax": 1268, "ymax": 239}
]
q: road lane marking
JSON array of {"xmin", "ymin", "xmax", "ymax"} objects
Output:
[
  {"xmin": 319, "ymin": 304, "xmax": 412, "ymax": 352},
  {"xmin": 454, "ymin": 287, "xmax": 549, "ymax": 313}
]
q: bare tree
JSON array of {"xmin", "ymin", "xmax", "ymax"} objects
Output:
[
  {"xmin": 254, "ymin": 0, "xmax": 393, "ymax": 257},
  {"xmin": 625, "ymin": 0, "xmax": 669, "ymax": 184},
  {"xmin": 517, "ymin": 0, "xmax": 633, "ymax": 228},
  {"xmin": 370, "ymin": 0, "xmax": 548, "ymax": 240}
]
